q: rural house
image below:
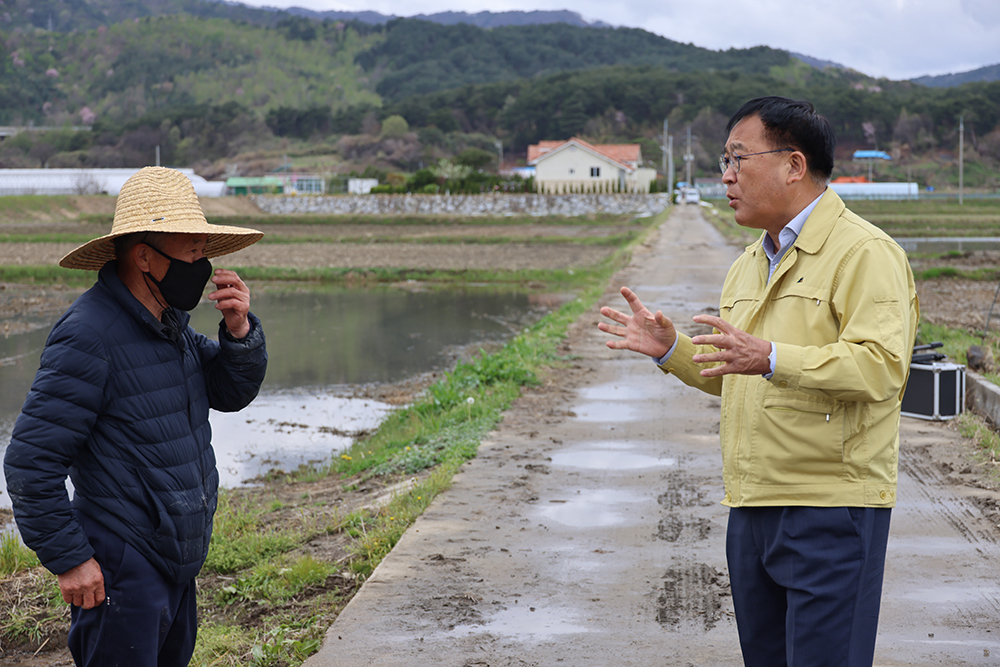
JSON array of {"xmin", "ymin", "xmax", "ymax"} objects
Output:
[{"xmin": 527, "ymin": 137, "xmax": 657, "ymax": 193}]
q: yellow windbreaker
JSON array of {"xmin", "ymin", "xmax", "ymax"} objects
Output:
[{"xmin": 660, "ymin": 189, "xmax": 919, "ymax": 508}]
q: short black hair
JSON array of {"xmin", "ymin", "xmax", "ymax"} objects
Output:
[{"xmin": 726, "ymin": 96, "xmax": 836, "ymax": 182}]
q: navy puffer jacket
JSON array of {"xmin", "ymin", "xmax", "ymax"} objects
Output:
[{"xmin": 4, "ymin": 262, "xmax": 267, "ymax": 583}]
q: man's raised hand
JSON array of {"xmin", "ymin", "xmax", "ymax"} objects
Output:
[{"xmin": 598, "ymin": 287, "xmax": 677, "ymax": 359}]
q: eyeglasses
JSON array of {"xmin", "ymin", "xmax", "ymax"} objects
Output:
[{"xmin": 718, "ymin": 148, "xmax": 794, "ymax": 174}]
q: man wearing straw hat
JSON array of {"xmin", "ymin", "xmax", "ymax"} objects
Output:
[{"xmin": 4, "ymin": 167, "xmax": 268, "ymax": 666}]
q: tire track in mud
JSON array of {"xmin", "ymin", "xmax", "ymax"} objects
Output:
[
  {"xmin": 898, "ymin": 444, "xmax": 998, "ymax": 545},
  {"xmin": 656, "ymin": 563, "xmax": 730, "ymax": 632},
  {"xmin": 882, "ymin": 429, "xmax": 1000, "ymax": 655},
  {"xmin": 654, "ymin": 465, "xmax": 729, "ymax": 632}
]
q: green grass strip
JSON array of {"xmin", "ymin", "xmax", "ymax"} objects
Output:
[
  {"xmin": 0, "ymin": 265, "xmax": 94, "ymax": 285},
  {"xmin": 912, "ymin": 266, "xmax": 1000, "ymax": 281}
]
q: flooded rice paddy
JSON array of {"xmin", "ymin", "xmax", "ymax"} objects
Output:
[{"xmin": 0, "ymin": 284, "xmax": 564, "ymax": 508}]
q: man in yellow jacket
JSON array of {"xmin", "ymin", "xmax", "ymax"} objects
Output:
[{"xmin": 599, "ymin": 96, "xmax": 918, "ymax": 667}]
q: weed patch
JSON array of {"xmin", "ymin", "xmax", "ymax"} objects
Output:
[{"xmin": 955, "ymin": 412, "xmax": 1000, "ymax": 488}]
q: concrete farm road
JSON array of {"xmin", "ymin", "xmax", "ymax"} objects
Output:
[{"xmin": 304, "ymin": 204, "xmax": 1000, "ymax": 667}]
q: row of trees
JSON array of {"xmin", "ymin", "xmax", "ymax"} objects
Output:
[
  {"xmin": 0, "ymin": 102, "xmax": 264, "ymax": 171},
  {"xmin": 380, "ymin": 66, "xmax": 1000, "ymax": 153},
  {"xmin": 370, "ymin": 159, "xmax": 531, "ymax": 195}
]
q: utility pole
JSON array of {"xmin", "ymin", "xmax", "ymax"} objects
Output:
[
  {"xmin": 494, "ymin": 139, "xmax": 503, "ymax": 174},
  {"xmin": 660, "ymin": 118, "xmax": 674, "ymax": 202},
  {"xmin": 661, "ymin": 119, "xmax": 674, "ymax": 200},
  {"xmin": 684, "ymin": 126, "xmax": 693, "ymax": 188},
  {"xmin": 959, "ymin": 115, "xmax": 964, "ymax": 206},
  {"xmin": 667, "ymin": 135, "xmax": 674, "ymax": 200},
  {"xmin": 661, "ymin": 119, "xmax": 667, "ymax": 179}
]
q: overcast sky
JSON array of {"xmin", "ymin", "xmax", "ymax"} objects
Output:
[{"xmin": 236, "ymin": 0, "xmax": 999, "ymax": 81}]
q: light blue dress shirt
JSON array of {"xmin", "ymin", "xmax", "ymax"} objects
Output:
[{"xmin": 655, "ymin": 191, "xmax": 826, "ymax": 373}]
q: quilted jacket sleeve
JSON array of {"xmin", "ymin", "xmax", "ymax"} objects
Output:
[
  {"xmin": 3, "ymin": 320, "xmax": 108, "ymax": 575},
  {"xmin": 193, "ymin": 312, "xmax": 268, "ymax": 413}
]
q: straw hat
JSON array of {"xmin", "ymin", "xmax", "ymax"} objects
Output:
[{"xmin": 59, "ymin": 166, "xmax": 264, "ymax": 270}]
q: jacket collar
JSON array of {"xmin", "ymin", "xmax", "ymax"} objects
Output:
[
  {"xmin": 745, "ymin": 187, "xmax": 845, "ymax": 258},
  {"xmin": 97, "ymin": 261, "xmax": 191, "ymax": 340},
  {"xmin": 786, "ymin": 188, "xmax": 844, "ymax": 255}
]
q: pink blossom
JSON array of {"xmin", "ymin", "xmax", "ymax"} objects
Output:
[
  {"xmin": 79, "ymin": 107, "xmax": 97, "ymax": 125},
  {"xmin": 45, "ymin": 67, "xmax": 59, "ymax": 77}
]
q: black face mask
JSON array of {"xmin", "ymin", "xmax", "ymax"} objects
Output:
[{"xmin": 143, "ymin": 243, "xmax": 213, "ymax": 312}]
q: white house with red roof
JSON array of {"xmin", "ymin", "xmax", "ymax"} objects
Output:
[{"xmin": 526, "ymin": 137, "xmax": 657, "ymax": 194}]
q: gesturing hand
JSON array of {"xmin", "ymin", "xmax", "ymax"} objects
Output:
[
  {"xmin": 208, "ymin": 269, "xmax": 251, "ymax": 339},
  {"xmin": 690, "ymin": 314, "xmax": 772, "ymax": 377},
  {"xmin": 598, "ymin": 287, "xmax": 677, "ymax": 359}
]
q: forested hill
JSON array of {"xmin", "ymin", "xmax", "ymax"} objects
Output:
[
  {"xmin": 1, "ymin": 0, "xmax": 999, "ymax": 182},
  {"xmin": 0, "ymin": 10, "xmax": 826, "ymax": 129},
  {"xmin": 0, "ymin": 0, "xmax": 287, "ymax": 32},
  {"xmin": 0, "ymin": 15, "xmax": 382, "ymax": 127},
  {"xmin": 355, "ymin": 19, "xmax": 806, "ymax": 101},
  {"xmin": 0, "ymin": 1, "xmax": 610, "ymax": 33},
  {"xmin": 283, "ymin": 8, "xmax": 609, "ymax": 29}
]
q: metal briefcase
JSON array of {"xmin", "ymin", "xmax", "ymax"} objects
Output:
[{"xmin": 900, "ymin": 361, "xmax": 966, "ymax": 421}]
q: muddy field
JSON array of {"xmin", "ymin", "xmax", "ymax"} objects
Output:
[{"xmin": 2, "ymin": 206, "xmax": 999, "ymax": 666}]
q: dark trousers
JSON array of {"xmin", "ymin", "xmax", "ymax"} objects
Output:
[
  {"xmin": 726, "ymin": 506, "xmax": 891, "ymax": 667},
  {"xmin": 68, "ymin": 511, "xmax": 198, "ymax": 667}
]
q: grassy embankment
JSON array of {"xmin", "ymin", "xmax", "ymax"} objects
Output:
[{"xmin": 0, "ymin": 198, "xmax": 664, "ymax": 665}]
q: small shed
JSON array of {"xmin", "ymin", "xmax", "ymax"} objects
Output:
[
  {"xmin": 852, "ymin": 150, "xmax": 892, "ymax": 182},
  {"xmin": 348, "ymin": 178, "xmax": 380, "ymax": 194},
  {"xmin": 226, "ymin": 177, "xmax": 284, "ymax": 196}
]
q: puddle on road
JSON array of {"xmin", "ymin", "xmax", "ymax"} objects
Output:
[
  {"xmin": 450, "ymin": 605, "xmax": 589, "ymax": 639},
  {"xmin": 888, "ymin": 534, "xmax": 983, "ymax": 555},
  {"xmin": 572, "ymin": 402, "xmax": 640, "ymax": 423},
  {"xmin": 550, "ymin": 449, "xmax": 675, "ymax": 470},
  {"xmin": 538, "ymin": 488, "xmax": 646, "ymax": 527},
  {"xmin": 901, "ymin": 585, "xmax": 1000, "ymax": 605},
  {"xmin": 577, "ymin": 383, "xmax": 649, "ymax": 401}
]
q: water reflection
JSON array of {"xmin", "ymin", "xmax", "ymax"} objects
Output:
[
  {"xmin": 188, "ymin": 285, "xmax": 545, "ymax": 389},
  {"xmin": 0, "ymin": 285, "xmax": 558, "ymax": 506}
]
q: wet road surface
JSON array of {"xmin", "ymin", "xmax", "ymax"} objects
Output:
[{"xmin": 304, "ymin": 204, "xmax": 1000, "ymax": 666}]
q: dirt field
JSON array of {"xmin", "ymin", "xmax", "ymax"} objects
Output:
[{"xmin": 1, "ymin": 205, "xmax": 999, "ymax": 666}]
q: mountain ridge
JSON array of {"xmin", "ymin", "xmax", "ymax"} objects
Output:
[{"xmin": 911, "ymin": 63, "xmax": 1000, "ymax": 87}]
